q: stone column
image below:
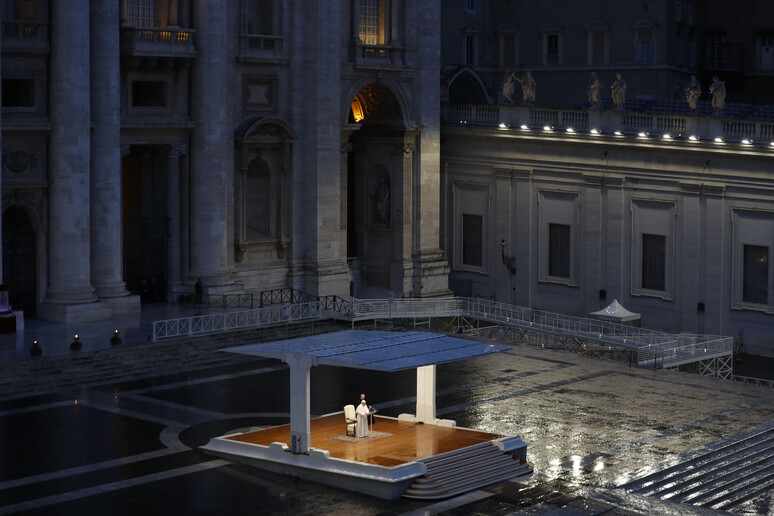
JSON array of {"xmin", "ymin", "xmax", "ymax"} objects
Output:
[
  {"xmin": 41, "ymin": 1, "xmax": 110, "ymax": 323},
  {"xmin": 166, "ymin": 144, "xmax": 185, "ymax": 294},
  {"xmin": 411, "ymin": 0, "xmax": 451, "ymax": 298},
  {"xmin": 285, "ymin": 353, "xmax": 318, "ymax": 454},
  {"xmin": 168, "ymin": 0, "xmax": 178, "ymax": 27},
  {"xmin": 416, "ymin": 364, "xmax": 436, "ymax": 423},
  {"xmin": 90, "ymin": 0, "xmax": 137, "ymax": 315},
  {"xmin": 0, "ymin": 19, "xmax": 3, "ymax": 285},
  {"xmin": 393, "ymin": 135, "xmax": 416, "ymax": 296},
  {"xmin": 189, "ymin": 0, "xmax": 232, "ymax": 288},
  {"xmin": 119, "ymin": 0, "xmax": 128, "ymax": 26}
]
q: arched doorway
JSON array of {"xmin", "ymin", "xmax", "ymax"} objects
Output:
[
  {"xmin": 2, "ymin": 205, "xmax": 37, "ymax": 318},
  {"xmin": 346, "ymin": 82, "xmax": 411, "ymax": 297}
]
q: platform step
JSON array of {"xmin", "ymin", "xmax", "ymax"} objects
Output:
[{"xmin": 403, "ymin": 461, "xmax": 532, "ymax": 499}]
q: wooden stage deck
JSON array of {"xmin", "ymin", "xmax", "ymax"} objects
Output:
[{"xmin": 227, "ymin": 414, "xmax": 502, "ymax": 467}]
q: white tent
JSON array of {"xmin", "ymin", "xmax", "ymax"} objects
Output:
[{"xmin": 589, "ymin": 299, "xmax": 641, "ymax": 325}]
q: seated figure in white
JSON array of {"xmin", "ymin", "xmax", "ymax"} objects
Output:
[{"xmin": 355, "ymin": 400, "xmax": 373, "ymax": 438}]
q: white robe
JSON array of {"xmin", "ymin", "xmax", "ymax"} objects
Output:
[{"xmin": 355, "ymin": 403, "xmax": 370, "ymax": 437}]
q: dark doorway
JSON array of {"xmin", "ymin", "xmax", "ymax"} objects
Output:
[
  {"xmin": 2, "ymin": 205, "xmax": 37, "ymax": 318},
  {"xmin": 122, "ymin": 148, "xmax": 168, "ymax": 303}
]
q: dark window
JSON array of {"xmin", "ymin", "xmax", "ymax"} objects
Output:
[
  {"xmin": 131, "ymin": 81, "xmax": 166, "ymax": 107},
  {"xmin": 502, "ymin": 34, "xmax": 516, "ymax": 66},
  {"xmin": 246, "ymin": 0, "xmax": 275, "ymax": 35},
  {"xmin": 704, "ymin": 31, "xmax": 727, "ymax": 69},
  {"xmin": 546, "ymin": 34, "xmax": 559, "ymax": 64},
  {"xmin": 2, "ymin": 78, "xmax": 34, "ymax": 107},
  {"xmin": 743, "ymin": 244, "xmax": 768, "ymax": 304},
  {"xmin": 548, "ymin": 223, "xmax": 570, "ymax": 278},
  {"xmin": 591, "ymin": 32, "xmax": 605, "ymax": 64},
  {"xmin": 464, "ymin": 34, "xmax": 477, "ymax": 65},
  {"xmin": 641, "ymin": 234, "xmax": 666, "ymax": 291},
  {"xmin": 462, "ymin": 213, "xmax": 483, "ymax": 267},
  {"xmin": 245, "ymin": 159, "xmax": 271, "ymax": 239},
  {"xmin": 635, "ymin": 28, "xmax": 654, "ymax": 63},
  {"xmin": 463, "ymin": 0, "xmax": 479, "ymax": 13}
]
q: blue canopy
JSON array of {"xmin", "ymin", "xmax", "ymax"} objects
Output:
[{"xmin": 223, "ymin": 330, "xmax": 509, "ymax": 371}]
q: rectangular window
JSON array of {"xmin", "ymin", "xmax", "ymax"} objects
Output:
[
  {"xmin": 128, "ymin": 0, "xmax": 156, "ymax": 27},
  {"xmin": 131, "ymin": 81, "xmax": 166, "ymax": 107},
  {"xmin": 1, "ymin": 0, "xmax": 35, "ymax": 20},
  {"xmin": 548, "ymin": 223, "xmax": 571, "ymax": 278},
  {"xmin": 359, "ymin": 0, "xmax": 383, "ymax": 45},
  {"xmin": 591, "ymin": 32, "xmax": 605, "ymax": 64},
  {"xmin": 2, "ymin": 78, "xmax": 35, "ymax": 107},
  {"xmin": 246, "ymin": 0, "xmax": 275, "ymax": 35},
  {"xmin": 502, "ymin": 34, "xmax": 516, "ymax": 66},
  {"xmin": 462, "ymin": 214, "xmax": 483, "ymax": 267},
  {"xmin": 758, "ymin": 32, "xmax": 774, "ymax": 72},
  {"xmin": 743, "ymin": 244, "xmax": 769, "ymax": 304},
  {"xmin": 463, "ymin": 0, "xmax": 479, "ymax": 13},
  {"xmin": 464, "ymin": 34, "xmax": 477, "ymax": 65},
  {"xmin": 688, "ymin": 6, "xmax": 694, "ymax": 25},
  {"xmin": 641, "ymin": 234, "xmax": 666, "ymax": 291},
  {"xmin": 635, "ymin": 29, "xmax": 654, "ymax": 63},
  {"xmin": 546, "ymin": 34, "xmax": 559, "ymax": 64},
  {"xmin": 676, "ymin": 1, "xmax": 682, "ymax": 21},
  {"xmin": 704, "ymin": 31, "xmax": 727, "ymax": 69}
]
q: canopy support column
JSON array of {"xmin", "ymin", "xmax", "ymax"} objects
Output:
[
  {"xmin": 285, "ymin": 353, "xmax": 318, "ymax": 454},
  {"xmin": 416, "ymin": 364, "xmax": 436, "ymax": 423}
]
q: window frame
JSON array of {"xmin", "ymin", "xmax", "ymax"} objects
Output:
[
  {"xmin": 632, "ymin": 19, "xmax": 657, "ymax": 64},
  {"xmin": 731, "ymin": 208, "xmax": 774, "ymax": 313},
  {"xmin": 538, "ymin": 189, "xmax": 579, "ymax": 287},
  {"xmin": 452, "ymin": 182, "xmax": 490, "ymax": 275},
  {"xmin": 496, "ymin": 24, "xmax": 519, "ymax": 68},
  {"xmin": 756, "ymin": 31, "xmax": 774, "ymax": 73},
  {"xmin": 630, "ymin": 198, "xmax": 676, "ymax": 300},
  {"xmin": 541, "ymin": 24, "xmax": 564, "ymax": 66},
  {"xmin": 585, "ymin": 21, "xmax": 609, "ymax": 65}
]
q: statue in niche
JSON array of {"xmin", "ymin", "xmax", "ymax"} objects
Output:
[
  {"xmin": 502, "ymin": 72, "xmax": 516, "ymax": 104},
  {"xmin": 710, "ymin": 76, "xmax": 726, "ymax": 115},
  {"xmin": 611, "ymin": 73, "xmax": 627, "ymax": 111},
  {"xmin": 587, "ymin": 72, "xmax": 602, "ymax": 109},
  {"xmin": 515, "ymin": 71, "xmax": 536, "ymax": 106},
  {"xmin": 373, "ymin": 175, "xmax": 390, "ymax": 226},
  {"xmin": 684, "ymin": 75, "xmax": 702, "ymax": 112}
]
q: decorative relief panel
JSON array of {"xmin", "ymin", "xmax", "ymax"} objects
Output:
[
  {"xmin": 243, "ymin": 75, "xmax": 278, "ymax": 114},
  {"xmin": 2, "ymin": 146, "xmax": 46, "ymax": 182}
]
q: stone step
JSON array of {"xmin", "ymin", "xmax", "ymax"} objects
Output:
[
  {"xmin": 0, "ymin": 320, "xmax": 345, "ymax": 399},
  {"xmin": 403, "ymin": 461, "xmax": 532, "ymax": 499}
]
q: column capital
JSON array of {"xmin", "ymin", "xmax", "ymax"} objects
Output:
[
  {"xmin": 170, "ymin": 143, "xmax": 188, "ymax": 158},
  {"xmin": 340, "ymin": 142, "xmax": 354, "ymax": 155},
  {"xmin": 120, "ymin": 144, "xmax": 132, "ymax": 157}
]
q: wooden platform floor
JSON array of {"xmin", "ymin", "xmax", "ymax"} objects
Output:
[{"xmin": 227, "ymin": 414, "xmax": 502, "ymax": 467}]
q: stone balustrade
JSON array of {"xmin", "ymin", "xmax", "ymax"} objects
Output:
[
  {"xmin": 443, "ymin": 103, "xmax": 774, "ymax": 146},
  {"xmin": 121, "ymin": 26, "xmax": 196, "ymax": 57},
  {"xmin": 1, "ymin": 21, "xmax": 49, "ymax": 53}
]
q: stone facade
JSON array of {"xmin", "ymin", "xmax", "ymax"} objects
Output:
[{"xmin": 1, "ymin": 0, "xmax": 449, "ymax": 323}]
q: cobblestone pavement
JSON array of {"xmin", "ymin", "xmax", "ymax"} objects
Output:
[{"xmin": 1, "ymin": 334, "xmax": 773, "ymax": 515}]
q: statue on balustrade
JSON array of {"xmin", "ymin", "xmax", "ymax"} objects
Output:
[
  {"xmin": 685, "ymin": 75, "xmax": 701, "ymax": 112},
  {"xmin": 710, "ymin": 76, "xmax": 726, "ymax": 116},
  {"xmin": 515, "ymin": 71, "xmax": 536, "ymax": 106},
  {"xmin": 611, "ymin": 73, "xmax": 627, "ymax": 111},
  {"xmin": 587, "ymin": 72, "xmax": 602, "ymax": 109},
  {"xmin": 502, "ymin": 72, "xmax": 517, "ymax": 104}
]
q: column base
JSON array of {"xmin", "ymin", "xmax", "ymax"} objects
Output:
[
  {"xmin": 412, "ymin": 249, "xmax": 452, "ymax": 298},
  {"xmin": 101, "ymin": 294, "xmax": 141, "ymax": 317},
  {"xmin": 314, "ymin": 260, "xmax": 350, "ymax": 299},
  {"xmin": 39, "ymin": 300, "xmax": 112, "ymax": 324}
]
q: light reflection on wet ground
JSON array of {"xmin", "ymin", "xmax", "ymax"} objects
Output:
[{"xmin": 3, "ymin": 339, "xmax": 774, "ymax": 515}]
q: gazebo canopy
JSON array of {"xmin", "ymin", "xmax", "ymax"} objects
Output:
[
  {"xmin": 224, "ymin": 330, "xmax": 509, "ymax": 371},
  {"xmin": 589, "ymin": 299, "xmax": 641, "ymax": 323}
]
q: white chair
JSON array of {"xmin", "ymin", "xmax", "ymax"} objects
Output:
[{"xmin": 344, "ymin": 404, "xmax": 357, "ymax": 436}]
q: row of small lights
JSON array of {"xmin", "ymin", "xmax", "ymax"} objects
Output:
[{"xmin": 491, "ymin": 122, "xmax": 774, "ymax": 148}]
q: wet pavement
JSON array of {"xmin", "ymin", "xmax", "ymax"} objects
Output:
[{"xmin": 1, "ymin": 311, "xmax": 774, "ymax": 514}]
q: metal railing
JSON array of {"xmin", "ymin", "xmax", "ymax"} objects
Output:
[
  {"xmin": 207, "ymin": 293, "xmax": 255, "ymax": 310},
  {"xmin": 152, "ymin": 301, "xmax": 322, "ymax": 340},
  {"xmin": 152, "ymin": 295, "xmax": 733, "ymax": 375}
]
